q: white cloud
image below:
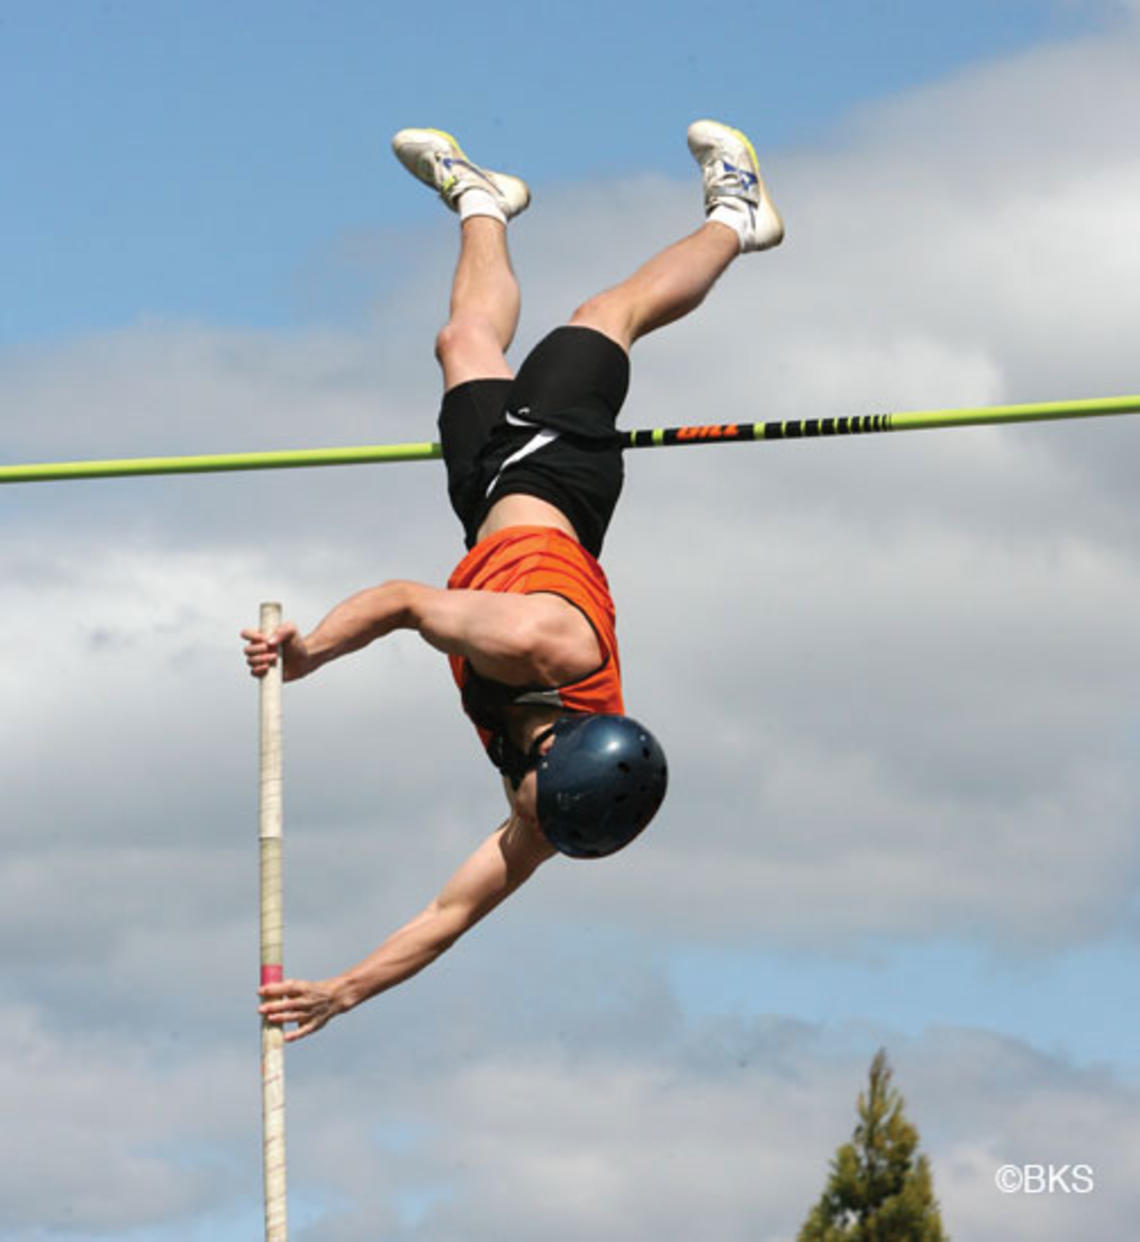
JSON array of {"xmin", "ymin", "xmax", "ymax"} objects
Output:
[
  {"xmin": 0, "ymin": 1005, "xmax": 251, "ymax": 1233},
  {"xmin": 4, "ymin": 985, "xmax": 1136, "ymax": 1240},
  {"xmin": 237, "ymin": 1021, "xmax": 1140, "ymax": 1240}
]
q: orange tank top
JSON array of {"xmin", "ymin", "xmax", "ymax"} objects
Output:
[{"xmin": 447, "ymin": 526, "xmax": 624, "ymax": 764}]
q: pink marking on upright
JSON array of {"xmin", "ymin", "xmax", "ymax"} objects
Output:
[{"xmin": 261, "ymin": 964, "xmax": 284, "ymax": 986}]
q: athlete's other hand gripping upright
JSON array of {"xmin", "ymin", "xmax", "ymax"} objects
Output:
[{"xmin": 241, "ymin": 120, "xmax": 783, "ymax": 1042}]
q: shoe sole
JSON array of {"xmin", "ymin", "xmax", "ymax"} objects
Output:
[{"xmin": 721, "ymin": 122, "xmax": 761, "ymax": 181}]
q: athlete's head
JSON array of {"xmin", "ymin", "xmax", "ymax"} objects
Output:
[{"xmin": 529, "ymin": 714, "xmax": 668, "ymax": 859}]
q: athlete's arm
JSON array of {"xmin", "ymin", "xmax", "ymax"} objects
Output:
[
  {"xmin": 241, "ymin": 581, "xmax": 417, "ymax": 681},
  {"xmin": 241, "ymin": 579, "xmax": 599, "ymax": 684},
  {"xmin": 405, "ymin": 581, "xmax": 601, "ymax": 683},
  {"xmin": 257, "ymin": 814, "xmax": 556, "ymax": 1041}
]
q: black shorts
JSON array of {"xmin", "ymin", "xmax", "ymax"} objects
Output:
[{"xmin": 438, "ymin": 325, "xmax": 630, "ymax": 558}]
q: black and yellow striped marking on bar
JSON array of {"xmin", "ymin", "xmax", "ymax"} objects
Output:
[{"xmin": 622, "ymin": 413, "xmax": 892, "ymax": 448}]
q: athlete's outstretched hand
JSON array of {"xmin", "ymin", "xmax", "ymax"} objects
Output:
[
  {"xmin": 258, "ymin": 977, "xmax": 350, "ymax": 1043},
  {"xmin": 241, "ymin": 623, "xmax": 312, "ymax": 681}
]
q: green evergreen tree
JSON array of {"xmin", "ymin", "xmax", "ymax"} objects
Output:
[{"xmin": 798, "ymin": 1049, "xmax": 947, "ymax": 1242}]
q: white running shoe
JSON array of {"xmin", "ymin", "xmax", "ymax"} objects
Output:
[
  {"xmin": 686, "ymin": 119, "xmax": 784, "ymax": 252},
  {"xmin": 391, "ymin": 127, "xmax": 530, "ymax": 219}
]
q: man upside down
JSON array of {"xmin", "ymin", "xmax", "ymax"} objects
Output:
[{"xmin": 242, "ymin": 119, "xmax": 784, "ymax": 1040}]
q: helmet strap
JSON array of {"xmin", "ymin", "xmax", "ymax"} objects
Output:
[{"xmin": 502, "ymin": 724, "xmax": 557, "ymax": 790}]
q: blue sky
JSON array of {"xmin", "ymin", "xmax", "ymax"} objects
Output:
[
  {"xmin": 2, "ymin": 0, "xmax": 1098, "ymax": 341},
  {"xmin": 4, "ymin": 2, "xmax": 1140, "ymax": 1239}
]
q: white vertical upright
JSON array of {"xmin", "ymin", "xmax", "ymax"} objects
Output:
[{"xmin": 258, "ymin": 601, "xmax": 288, "ymax": 1241}]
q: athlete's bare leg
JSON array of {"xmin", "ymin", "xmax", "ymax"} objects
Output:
[
  {"xmin": 435, "ymin": 217, "xmax": 521, "ymax": 390},
  {"xmin": 437, "ymin": 215, "xmax": 575, "ymax": 540},
  {"xmin": 569, "ymin": 221, "xmax": 741, "ymax": 353},
  {"xmin": 571, "ymin": 118, "xmax": 782, "ymax": 353}
]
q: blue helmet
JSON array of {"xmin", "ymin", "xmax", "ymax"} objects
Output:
[{"xmin": 536, "ymin": 715, "xmax": 668, "ymax": 859}]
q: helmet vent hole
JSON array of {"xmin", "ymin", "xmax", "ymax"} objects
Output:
[{"xmin": 617, "ymin": 761, "xmax": 631, "ymax": 774}]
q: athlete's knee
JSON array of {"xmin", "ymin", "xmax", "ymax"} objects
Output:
[
  {"xmin": 569, "ymin": 293, "xmax": 614, "ymax": 329},
  {"xmin": 435, "ymin": 319, "xmax": 472, "ymax": 367},
  {"xmin": 435, "ymin": 317, "xmax": 501, "ymax": 367},
  {"xmin": 569, "ymin": 294, "xmax": 633, "ymax": 351},
  {"xmin": 435, "ymin": 316, "xmax": 514, "ymax": 388}
]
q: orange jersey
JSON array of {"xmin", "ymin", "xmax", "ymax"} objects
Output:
[{"xmin": 447, "ymin": 525, "xmax": 624, "ymax": 763}]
